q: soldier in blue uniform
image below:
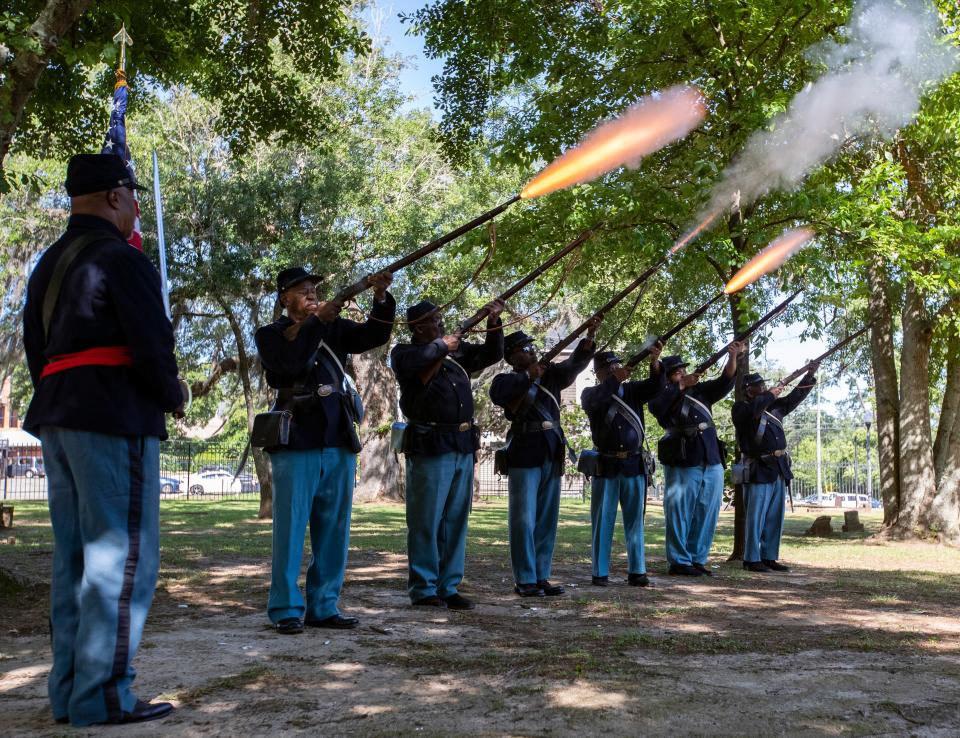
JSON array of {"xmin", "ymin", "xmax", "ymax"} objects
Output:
[
  {"xmin": 489, "ymin": 319, "xmax": 599, "ymax": 597},
  {"xmin": 732, "ymin": 367, "xmax": 818, "ymax": 572},
  {"xmin": 23, "ymin": 154, "xmax": 186, "ymax": 726},
  {"xmin": 580, "ymin": 345, "xmax": 662, "ymax": 587},
  {"xmin": 649, "ymin": 343, "xmax": 745, "ymax": 576},
  {"xmin": 391, "ymin": 299, "xmax": 505, "ymax": 609},
  {"xmin": 255, "ymin": 266, "xmax": 395, "ymax": 634}
]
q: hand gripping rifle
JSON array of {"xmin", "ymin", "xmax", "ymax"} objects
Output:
[{"xmin": 690, "ymin": 290, "xmax": 802, "ymax": 375}]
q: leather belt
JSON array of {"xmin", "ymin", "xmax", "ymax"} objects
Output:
[
  {"xmin": 512, "ymin": 420, "xmax": 556, "ymax": 434},
  {"xmin": 761, "ymin": 449, "xmax": 788, "ymax": 458},
  {"xmin": 599, "ymin": 450, "xmax": 640, "ymax": 460},
  {"xmin": 665, "ymin": 421, "xmax": 713, "ymax": 437},
  {"xmin": 410, "ymin": 420, "xmax": 473, "ymax": 433}
]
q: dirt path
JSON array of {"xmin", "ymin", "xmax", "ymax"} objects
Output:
[{"xmin": 3, "ymin": 547, "xmax": 960, "ymax": 737}]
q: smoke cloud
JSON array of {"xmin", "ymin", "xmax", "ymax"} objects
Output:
[{"xmin": 704, "ymin": 0, "xmax": 958, "ymax": 215}]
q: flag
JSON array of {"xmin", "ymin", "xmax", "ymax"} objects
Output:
[{"xmin": 101, "ymin": 70, "xmax": 143, "ymax": 251}]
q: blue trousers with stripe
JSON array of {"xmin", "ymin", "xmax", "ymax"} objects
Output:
[
  {"xmin": 743, "ymin": 477, "xmax": 786, "ymax": 563},
  {"xmin": 508, "ymin": 459, "xmax": 562, "ymax": 585},
  {"xmin": 40, "ymin": 428, "xmax": 160, "ymax": 727},
  {"xmin": 405, "ymin": 452, "xmax": 474, "ymax": 601},
  {"xmin": 268, "ymin": 447, "xmax": 356, "ymax": 623},
  {"xmin": 591, "ymin": 474, "xmax": 646, "ymax": 577},
  {"xmin": 662, "ymin": 464, "xmax": 724, "ymax": 567}
]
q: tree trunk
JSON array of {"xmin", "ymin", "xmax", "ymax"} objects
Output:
[
  {"xmin": 352, "ymin": 343, "xmax": 404, "ymax": 502},
  {"xmin": 0, "ymin": 0, "xmax": 94, "ymax": 170},
  {"xmin": 890, "ymin": 282, "xmax": 937, "ymax": 537},
  {"xmin": 934, "ymin": 332, "xmax": 960, "ymax": 480},
  {"xmin": 866, "ymin": 254, "xmax": 901, "ymax": 526},
  {"xmin": 218, "ymin": 297, "xmax": 273, "ymax": 518},
  {"xmin": 726, "ymin": 290, "xmax": 749, "ymax": 561}
]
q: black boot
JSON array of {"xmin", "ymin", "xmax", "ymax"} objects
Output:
[
  {"xmin": 743, "ymin": 561, "xmax": 771, "ymax": 572},
  {"xmin": 592, "ymin": 575, "xmax": 609, "ymax": 587},
  {"xmin": 762, "ymin": 559, "xmax": 790, "ymax": 572},
  {"xmin": 627, "ymin": 573, "xmax": 650, "ymax": 587}
]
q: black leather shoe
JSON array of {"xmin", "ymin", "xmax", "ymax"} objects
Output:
[
  {"xmin": 537, "ymin": 580, "xmax": 565, "ymax": 596},
  {"xmin": 97, "ymin": 700, "xmax": 174, "ymax": 725},
  {"xmin": 592, "ymin": 575, "xmax": 609, "ymax": 587},
  {"xmin": 276, "ymin": 617, "xmax": 304, "ymax": 634},
  {"xmin": 514, "ymin": 583, "xmax": 545, "ymax": 597},
  {"xmin": 54, "ymin": 717, "xmax": 68, "ymax": 725},
  {"xmin": 627, "ymin": 573, "xmax": 650, "ymax": 587},
  {"xmin": 412, "ymin": 595, "xmax": 448, "ymax": 608},
  {"xmin": 743, "ymin": 561, "xmax": 771, "ymax": 572},
  {"xmin": 762, "ymin": 559, "xmax": 790, "ymax": 572},
  {"xmin": 443, "ymin": 593, "xmax": 476, "ymax": 610},
  {"xmin": 305, "ymin": 614, "xmax": 359, "ymax": 629},
  {"xmin": 668, "ymin": 563, "xmax": 703, "ymax": 576},
  {"xmin": 692, "ymin": 562, "xmax": 714, "ymax": 577}
]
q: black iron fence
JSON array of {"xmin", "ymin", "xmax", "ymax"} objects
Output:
[{"xmin": 0, "ymin": 439, "xmax": 879, "ymax": 506}]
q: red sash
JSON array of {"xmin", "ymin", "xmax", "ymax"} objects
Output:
[{"xmin": 40, "ymin": 346, "xmax": 134, "ymax": 378}]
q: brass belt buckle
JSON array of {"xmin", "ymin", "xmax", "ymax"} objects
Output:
[
  {"xmin": 457, "ymin": 421, "xmax": 471, "ymax": 432},
  {"xmin": 316, "ymin": 385, "xmax": 334, "ymax": 398},
  {"xmin": 541, "ymin": 420, "xmax": 554, "ymax": 430}
]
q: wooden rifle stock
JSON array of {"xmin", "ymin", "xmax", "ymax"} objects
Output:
[
  {"xmin": 691, "ymin": 290, "xmax": 802, "ymax": 375},
  {"xmin": 625, "ymin": 292, "xmax": 725, "ymax": 368}
]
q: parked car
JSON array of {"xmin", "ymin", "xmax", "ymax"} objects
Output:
[
  {"xmin": 159, "ymin": 475, "xmax": 181, "ymax": 495},
  {"xmin": 6, "ymin": 457, "xmax": 45, "ymax": 478},
  {"xmin": 187, "ymin": 470, "xmax": 259, "ymax": 496},
  {"xmin": 797, "ymin": 495, "xmax": 831, "ymax": 507},
  {"xmin": 835, "ymin": 493, "xmax": 872, "ymax": 508}
]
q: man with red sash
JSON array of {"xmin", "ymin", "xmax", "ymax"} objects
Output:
[{"xmin": 23, "ymin": 154, "xmax": 185, "ymax": 726}]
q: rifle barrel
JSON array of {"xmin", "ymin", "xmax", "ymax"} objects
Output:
[
  {"xmin": 779, "ymin": 323, "xmax": 872, "ymax": 386},
  {"xmin": 626, "ymin": 291, "xmax": 724, "ymax": 367},
  {"xmin": 692, "ymin": 290, "xmax": 802, "ymax": 374},
  {"xmin": 333, "ymin": 195, "xmax": 522, "ymax": 303},
  {"xmin": 540, "ymin": 253, "xmax": 670, "ymax": 363},
  {"xmin": 457, "ymin": 224, "xmax": 601, "ymax": 335}
]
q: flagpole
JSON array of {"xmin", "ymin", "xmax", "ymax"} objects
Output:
[{"xmin": 152, "ymin": 149, "xmax": 172, "ymax": 320}]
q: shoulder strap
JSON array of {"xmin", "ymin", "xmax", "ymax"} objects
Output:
[
  {"xmin": 604, "ymin": 395, "xmax": 645, "ymax": 451},
  {"xmin": 685, "ymin": 394, "xmax": 714, "ymax": 423},
  {"xmin": 753, "ymin": 413, "xmax": 768, "ymax": 447},
  {"xmin": 42, "ymin": 231, "xmax": 115, "ymax": 342}
]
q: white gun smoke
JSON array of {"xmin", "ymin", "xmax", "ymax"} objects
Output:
[{"xmin": 704, "ymin": 0, "xmax": 958, "ymax": 216}]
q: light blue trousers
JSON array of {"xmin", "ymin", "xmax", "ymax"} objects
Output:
[
  {"xmin": 268, "ymin": 447, "xmax": 356, "ymax": 623},
  {"xmin": 508, "ymin": 459, "xmax": 562, "ymax": 584},
  {"xmin": 743, "ymin": 477, "xmax": 786, "ymax": 563},
  {"xmin": 591, "ymin": 474, "xmax": 646, "ymax": 577},
  {"xmin": 662, "ymin": 464, "xmax": 724, "ymax": 566},
  {"xmin": 405, "ymin": 452, "xmax": 474, "ymax": 601},
  {"xmin": 40, "ymin": 428, "xmax": 160, "ymax": 727}
]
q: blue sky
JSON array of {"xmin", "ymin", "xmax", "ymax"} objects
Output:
[{"xmin": 367, "ymin": 2, "xmax": 858, "ymax": 409}]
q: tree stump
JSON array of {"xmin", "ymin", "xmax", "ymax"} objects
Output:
[
  {"xmin": 805, "ymin": 515, "xmax": 832, "ymax": 537},
  {"xmin": 0, "ymin": 504, "xmax": 12, "ymax": 529},
  {"xmin": 842, "ymin": 510, "xmax": 865, "ymax": 533}
]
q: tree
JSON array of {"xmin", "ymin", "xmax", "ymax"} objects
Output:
[{"xmin": 0, "ymin": 0, "xmax": 367, "ymax": 187}]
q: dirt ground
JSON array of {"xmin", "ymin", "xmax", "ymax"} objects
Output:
[{"xmin": 2, "ymin": 504, "xmax": 960, "ymax": 737}]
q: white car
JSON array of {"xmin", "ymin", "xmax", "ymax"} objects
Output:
[{"xmin": 187, "ymin": 470, "xmax": 247, "ymax": 496}]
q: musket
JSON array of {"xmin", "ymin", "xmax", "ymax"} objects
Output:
[
  {"xmin": 778, "ymin": 323, "xmax": 873, "ymax": 386},
  {"xmin": 455, "ymin": 224, "xmax": 601, "ymax": 335},
  {"xmin": 691, "ymin": 290, "xmax": 802, "ymax": 375},
  {"xmin": 625, "ymin": 292, "xmax": 726, "ymax": 367},
  {"xmin": 334, "ymin": 195, "xmax": 522, "ymax": 303},
  {"xmin": 539, "ymin": 252, "xmax": 672, "ymax": 363}
]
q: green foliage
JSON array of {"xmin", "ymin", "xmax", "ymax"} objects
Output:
[{"xmin": 0, "ymin": 1, "xmax": 367, "ymax": 161}]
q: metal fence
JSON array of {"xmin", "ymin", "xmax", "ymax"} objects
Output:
[{"xmin": 0, "ymin": 439, "xmax": 878, "ymax": 505}]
